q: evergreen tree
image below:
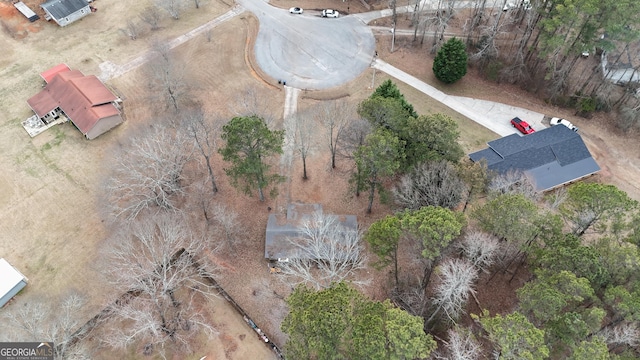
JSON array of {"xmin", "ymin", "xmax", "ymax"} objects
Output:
[
  {"xmin": 372, "ymin": 79, "xmax": 418, "ymax": 118},
  {"xmin": 218, "ymin": 115, "xmax": 284, "ymax": 201},
  {"xmin": 433, "ymin": 37, "xmax": 468, "ymax": 84},
  {"xmin": 282, "ymin": 282, "xmax": 436, "ymax": 360}
]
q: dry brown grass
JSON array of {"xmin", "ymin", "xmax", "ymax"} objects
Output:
[
  {"xmin": 4, "ymin": 0, "xmax": 640, "ymax": 358},
  {"xmin": 0, "ymin": 1, "xmax": 277, "ymax": 358}
]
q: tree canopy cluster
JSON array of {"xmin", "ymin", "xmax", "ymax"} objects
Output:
[
  {"xmin": 353, "ymin": 80, "xmax": 466, "ymax": 212},
  {"xmin": 441, "ymin": 0, "xmax": 640, "ymax": 123},
  {"xmin": 282, "ymin": 282, "xmax": 436, "ymax": 360}
]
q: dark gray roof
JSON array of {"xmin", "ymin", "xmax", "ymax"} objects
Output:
[
  {"xmin": 528, "ymin": 158, "xmax": 601, "ymax": 191},
  {"xmin": 41, "ymin": 0, "xmax": 89, "ymax": 20},
  {"xmin": 468, "ymin": 147, "xmax": 503, "ymax": 165},
  {"xmin": 469, "ymin": 125, "xmax": 600, "ymax": 191},
  {"xmin": 265, "ymin": 204, "xmax": 358, "ymax": 260}
]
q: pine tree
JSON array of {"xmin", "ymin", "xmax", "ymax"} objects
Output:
[{"xmin": 433, "ymin": 37, "xmax": 468, "ymax": 84}]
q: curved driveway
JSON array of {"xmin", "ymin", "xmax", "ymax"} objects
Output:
[{"xmin": 236, "ymin": 0, "xmax": 375, "ymax": 90}]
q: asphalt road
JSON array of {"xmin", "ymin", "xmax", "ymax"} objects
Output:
[{"xmin": 236, "ymin": 0, "xmax": 376, "ymax": 90}]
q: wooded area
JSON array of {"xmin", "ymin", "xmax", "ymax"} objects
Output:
[{"xmin": 403, "ymin": 0, "xmax": 640, "ymax": 130}]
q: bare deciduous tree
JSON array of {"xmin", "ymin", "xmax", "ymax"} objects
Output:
[
  {"xmin": 429, "ymin": 0, "xmax": 459, "ymax": 53},
  {"xmin": 315, "ymin": 100, "xmax": 353, "ymax": 169},
  {"xmin": 459, "ymin": 231, "xmax": 500, "ymax": 273},
  {"xmin": 457, "ymin": 159, "xmax": 490, "ymax": 213},
  {"xmin": 393, "ymin": 286, "xmax": 430, "ymax": 318},
  {"xmin": 278, "ymin": 210, "xmax": 368, "ymax": 290},
  {"xmin": 545, "ymin": 187, "xmax": 567, "ymax": 210},
  {"xmin": 121, "ymin": 19, "xmax": 141, "ymax": 40},
  {"xmin": 601, "ymin": 323, "xmax": 640, "ymax": 349},
  {"xmin": 155, "ymin": 0, "xmax": 182, "ymax": 20},
  {"xmin": 393, "ymin": 160, "xmax": 468, "ymax": 210},
  {"xmin": 104, "ymin": 123, "xmax": 193, "ymax": 220},
  {"xmin": 488, "ymin": 169, "xmax": 539, "ymax": 201},
  {"xmin": 229, "ymin": 87, "xmax": 278, "ymax": 126},
  {"xmin": 146, "ymin": 40, "xmax": 189, "ymax": 113},
  {"xmin": 2, "ymin": 292, "xmax": 92, "ymax": 359},
  {"xmin": 618, "ymin": 105, "xmax": 640, "ymax": 131},
  {"xmin": 435, "ymin": 327, "xmax": 483, "ymax": 360},
  {"xmin": 140, "ymin": 6, "xmax": 162, "ymax": 31},
  {"xmin": 182, "ymin": 107, "xmax": 219, "ymax": 194},
  {"xmin": 469, "ymin": 3, "xmax": 512, "ymax": 68},
  {"xmin": 337, "ymin": 118, "xmax": 373, "ymax": 160},
  {"xmin": 294, "ymin": 111, "xmax": 315, "ymax": 180},
  {"xmin": 428, "ymin": 258, "xmax": 478, "ymax": 325},
  {"xmin": 337, "ymin": 118, "xmax": 372, "ymax": 195},
  {"xmin": 210, "ymin": 203, "xmax": 243, "ymax": 253},
  {"xmin": 103, "ymin": 214, "xmax": 218, "ymax": 358}
]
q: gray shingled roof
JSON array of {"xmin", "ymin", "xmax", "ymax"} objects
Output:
[
  {"xmin": 41, "ymin": 0, "xmax": 88, "ymax": 20},
  {"xmin": 265, "ymin": 204, "xmax": 358, "ymax": 261},
  {"xmin": 469, "ymin": 125, "xmax": 600, "ymax": 191}
]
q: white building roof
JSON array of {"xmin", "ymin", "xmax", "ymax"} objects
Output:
[{"xmin": 0, "ymin": 258, "xmax": 28, "ymax": 299}]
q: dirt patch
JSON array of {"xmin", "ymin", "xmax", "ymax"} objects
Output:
[{"xmin": 0, "ymin": 1, "xmax": 42, "ymax": 39}]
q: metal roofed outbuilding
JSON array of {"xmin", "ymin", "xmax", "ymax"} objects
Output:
[
  {"xmin": 0, "ymin": 258, "xmax": 28, "ymax": 307},
  {"xmin": 41, "ymin": 0, "xmax": 90, "ymax": 27}
]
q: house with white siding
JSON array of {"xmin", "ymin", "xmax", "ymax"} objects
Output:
[{"xmin": 41, "ymin": 0, "xmax": 91, "ymax": 27}]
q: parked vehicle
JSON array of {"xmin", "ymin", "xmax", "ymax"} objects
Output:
[
  {"xmin": 510, "ymin": 117, "xmax": 535, "ymax": 134},
  {"xmin": 550, "ymin": 117, "xmax": 579, "ymax": 132},
  {"xmin": 322, "ymin": 9, "xmax": 339, "ymax": 18},
  {"xmin": 289, "ymin": 7, "xmax": 303, "ymax": 14},
  {"xmin": 503, "ymin": 0, "xmax": 531, "ymax": 10}
]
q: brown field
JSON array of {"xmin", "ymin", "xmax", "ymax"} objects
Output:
[
  {"xmin": 0, "ymin": 0, "xmax": 277, "ymax": 358},
  {"xmin": 3, "ymin": 0, "xmax": 640, "ymax": 358}
]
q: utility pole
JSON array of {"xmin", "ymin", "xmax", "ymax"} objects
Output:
[{"xmin": 391, "ymin": 0, "xmax": 397, "ymax": 52}]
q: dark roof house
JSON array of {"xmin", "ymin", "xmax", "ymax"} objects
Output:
[
  {"xmin": 27, "ymin": 68, "xmax": 123, "ymax": 139},
  {"xmin": 469, "ymin": 125, "xmax": 600, "ymax": 192},
  {"xmin": 265, "ymin": 203, "xmax": 358, "ymax": 261},
  {"xmin": 41, "ymin": 0, "xmax": 90, "ymax": 27}
]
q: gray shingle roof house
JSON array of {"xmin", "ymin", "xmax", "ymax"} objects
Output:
[
  {"xmin": 41, "ymin": 0, "xmax": 90, "ymax": 27},
  {"xmin": 0, "ymin": 258, "xmax": 28, "ymax": 307},
  {"xmin": 469, "ymin": 125, "xmax": 600, "ymax": 192},
  {"xmin": 265, "ymin": 203, "xmax": 358, "ymax": 261}
]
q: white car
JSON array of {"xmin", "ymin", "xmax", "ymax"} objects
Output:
[
  {"xmin": 503, "ymin": 0, "xmax": 531, "ymax": 11},
  {"xmin": 550, "ymin": 117, "xmax": 579, "ymax": 132},
  {"xmin": 289, "ymin": 7, "xmax": 303, "ymax": 14},
  {"xmin": 322, "ymin": 9, "xmax": 339, "ymax": 18}
]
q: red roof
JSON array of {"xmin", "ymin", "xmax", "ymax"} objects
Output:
[
  {"xmin": 40, "ymin": 63, "xmax": 70, "ymax": 83},
  {"xmin": 27, "ymin": 69, "xmax": 121, "ymax": 136}
]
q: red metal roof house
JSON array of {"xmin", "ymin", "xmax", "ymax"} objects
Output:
[
  {"xmin": 40, "ymin": 63, "xmax": 70, "ymax": 83},
  {"xmin": 27, "ymin": 68, "xmax": 123, "ymax": 140}
]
